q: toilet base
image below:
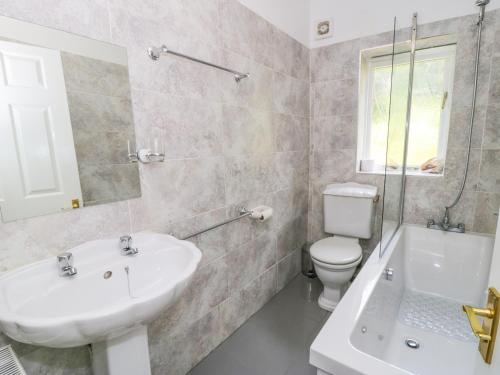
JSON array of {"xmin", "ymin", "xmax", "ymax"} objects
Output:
[
  {"xmin": 317, "ymin": 282, "xmax": 352, "ymax": 312},
  {"xmin": 318, "ymin": 292, "xmax": 338, "ymax": 312}
]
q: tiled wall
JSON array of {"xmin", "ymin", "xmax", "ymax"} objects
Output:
[
  {"xmin": 62, "ymin": 52, "xmax": 141, "ymax": 206},
  {"xmin": 0, "ymin": 1, "xmax": 310, "ymax": 374},
  {"xmin": 309, "ymin": 10, "xmax": 500, "ymax": 255}
]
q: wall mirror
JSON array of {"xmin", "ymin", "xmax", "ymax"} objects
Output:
[{"xmin": 0, "ymin": 16, "xmax": 140, "ymax": 222}]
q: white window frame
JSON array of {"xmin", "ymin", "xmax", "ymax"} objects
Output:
[{"xmin": 357, "ymin": 44, "xmax": 456, "ymax": 175}]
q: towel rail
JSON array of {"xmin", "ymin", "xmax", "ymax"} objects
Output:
[
  {"xmin": 181, "ymin": 208, "xmax": 252, "ymax": 240},
  {"xmin": 148, "ymin": 45, "xmax": 250, "ymax": 82}
]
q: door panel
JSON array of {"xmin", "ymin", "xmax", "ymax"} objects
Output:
[
  {"xmin": 0, "ymin": 40, "xmax": 82, "ymax": 221},
  {"xmin": 10, "ymin": 105, "xmax": 60, "ymax": 194},
  {"xmin": 3, "ymin": 52, "xmax": 46, "ymax": 88}
]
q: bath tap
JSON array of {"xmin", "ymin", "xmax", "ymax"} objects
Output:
[
  {"xmin": 427, "ymin": 219, "xmax": 465, "ymax": 233},
  {"xmin": 427, "ymin": 210, "xmax": 465, "ymax": 233},
  {"xmin": 57, "ymin": 252, "xmax": 77, "ymax": 277},
  {"xmin": 119, "ymin": 235, "xmax": 139, "ymax": 256}
]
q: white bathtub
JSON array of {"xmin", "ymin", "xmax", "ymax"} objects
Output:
[{"xmin": 310, "ymin": 224, "xmax": 494, "ymax": 375}]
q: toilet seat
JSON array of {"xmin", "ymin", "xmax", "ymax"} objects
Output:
[
  {"xmin": 310, "ymin": 236, "xmax": 362, "ymax": 266},
  {"xmin": 312, "ymin": 256, "xmax": 362, "ymax": 270}
]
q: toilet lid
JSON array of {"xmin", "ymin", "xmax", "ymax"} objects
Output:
[{"xmin": 310, "ymin": 237, "xmax": 362, "ymax": 265}]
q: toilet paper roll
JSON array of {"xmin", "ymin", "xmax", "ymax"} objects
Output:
[{"xmin": 250, "ymin": 206, "xmax": 273, "ymax": 222}]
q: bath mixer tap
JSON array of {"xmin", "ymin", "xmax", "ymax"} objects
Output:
[
  {"xmin": 119, "ymin": 235, "xmax": 139, "ymax": 256},
  {"xmin": 57, "ymin": 252, "xmax": 77, "ymax": 277},
  {"xmin": 427, "ymin": 209, "xmax": 465, "ymax": 233}
]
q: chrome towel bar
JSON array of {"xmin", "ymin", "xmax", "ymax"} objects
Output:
[
  {"xmin": 148, "ymin": 45, "xmax": 250, "ymax": 82},
  {"xmin": 182, "ymin": 208, "xmax": 252, "ymax": 240}
]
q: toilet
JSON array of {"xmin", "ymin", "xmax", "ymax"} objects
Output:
[{"xmin": 311, "ymin": 182, "xmax": 378, "ymax": 311}]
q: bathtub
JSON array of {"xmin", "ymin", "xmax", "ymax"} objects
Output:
[{"xmin": 310, "ymin": 224, "xmax": 494, "ymax": 375}]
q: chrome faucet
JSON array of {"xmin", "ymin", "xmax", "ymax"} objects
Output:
[
  {"xmin": 119, "ymin": 235, "xmax": 139, "ymax": 256},
  {"xmin": 427, "ymin": 208, "xmax": 465, "ymax": 233},
  {"xmin": 383, "ymin": 268, "xmax": 394, "ymax": 281},
  {"xmin": 57, "ymin": 252, "xmax": 77, "ymax": 277}
]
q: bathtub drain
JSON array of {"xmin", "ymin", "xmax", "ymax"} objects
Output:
[{"xmin": 405, "ymin": 338, "xmax": 420, "ymax": 349}]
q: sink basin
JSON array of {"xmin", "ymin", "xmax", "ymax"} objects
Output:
[{"xmin": 0, "ymin": 232, "xmax": 202, "ymax": 375}]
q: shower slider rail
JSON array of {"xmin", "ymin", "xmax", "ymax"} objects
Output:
[
  {"xmin": 148, "ymin": 45, "xmax": 250, "ymax": 82},
  {"xmin": 181, "ymin": 208, "xmax": 252, "ymax": 240}
]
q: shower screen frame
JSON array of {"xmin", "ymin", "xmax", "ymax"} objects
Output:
[{"xmin": 378, "ymin": 14, "xmax": 418, "ymax": 258}]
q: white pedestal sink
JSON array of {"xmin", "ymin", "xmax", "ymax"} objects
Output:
[{"xmin": 0, "ymin": 232, "xmax": 202, "ymax": 375}]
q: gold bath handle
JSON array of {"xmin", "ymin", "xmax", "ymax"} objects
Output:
[
  {"xmin": 463, "ymin": 305, "xmax": 494, "ymax": 341},
  {"xmin": 462, "ymin": 287, "xmax": 500, "ymax": 364}
]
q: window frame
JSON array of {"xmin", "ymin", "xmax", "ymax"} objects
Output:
[{"xmin": 357, "ymin": 44, "xmax": 456, "ymax": 175}]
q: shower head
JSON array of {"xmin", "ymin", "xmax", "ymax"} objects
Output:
[
  {"xmin": 475, "ymin": 0, "xmax": 489, "ymax": 23},
  {"xmin": 475, "ymin": 0, "xmax": 490, "ymax": 6}
]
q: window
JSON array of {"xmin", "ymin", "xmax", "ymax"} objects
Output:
[{"xmin": 357, "ymin": 45, "xmax": 456, "ymax": 175}]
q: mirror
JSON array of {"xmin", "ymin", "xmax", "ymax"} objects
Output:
[{"xmin": 0, "ymin": 16, "xmax": 140, "ymax": 222}]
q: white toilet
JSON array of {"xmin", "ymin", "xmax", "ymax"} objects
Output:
[{"xmin": 310, "ymin": 182, "xmax": 378, "ymax": 311}]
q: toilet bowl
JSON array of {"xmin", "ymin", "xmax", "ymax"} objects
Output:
[{"xmin": 310, "ymin": 236, "xmax": 362, "ymax": 311}]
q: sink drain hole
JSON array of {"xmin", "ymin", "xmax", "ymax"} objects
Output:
[{"xmin": 405, "ymin": 338, "xmax": 420, "ymax": 349}]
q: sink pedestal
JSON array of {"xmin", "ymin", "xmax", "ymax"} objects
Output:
[{"xmin": 91, "ymin": 326, "xmax": 151, "ymax": 375}]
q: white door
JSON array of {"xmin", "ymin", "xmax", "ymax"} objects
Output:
[
  {"xmin": 0, "ymin": 40, "xmax": 82, "ymax": 222},
  {"xmin": 472, "ymin": 209, "xmax": 500, "ymax": 374}
]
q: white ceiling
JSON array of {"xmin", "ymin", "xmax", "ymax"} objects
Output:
[
  {"xmin": 238, "ymin": 0, "xmax": 500, "ymax": 49},
  {"xmin": 237, "ymin": 0, "xmax": 310, "ymax": 46}
]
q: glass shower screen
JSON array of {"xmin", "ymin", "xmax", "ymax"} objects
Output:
[{"xmin": 378, "ymin": 16, "xmax": 413, "ymax": 258}]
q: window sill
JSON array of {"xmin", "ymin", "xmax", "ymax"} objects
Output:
[{"xmin": 357, "ymin": 169, "xmax": 443, "ymax": 177}]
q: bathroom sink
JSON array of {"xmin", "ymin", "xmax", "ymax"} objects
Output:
[{"xmin": 0, "ymin": 232, "xmax": 202, "ymax": 375}]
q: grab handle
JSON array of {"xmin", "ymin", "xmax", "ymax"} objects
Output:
[
  {"xmin": 463, "ymin": 305, "xmax": 494, "ymax": 341},
  {"xmin": 462, "ymin": 287, "xmax": 500, "ymax": 364}
]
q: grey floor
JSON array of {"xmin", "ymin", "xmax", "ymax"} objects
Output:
[{"xmin": 189, "ymin": 275, "xmax": 330, "ymax": 375}]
